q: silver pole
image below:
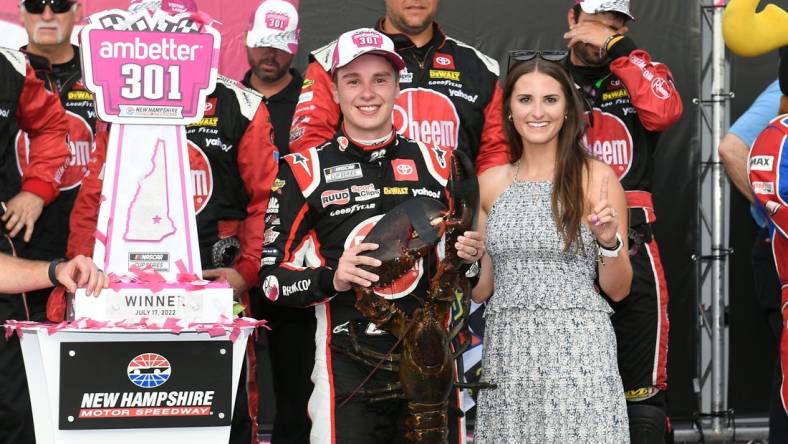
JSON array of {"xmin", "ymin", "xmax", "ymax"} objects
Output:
[{"xmin": 709, "ymin": 1, "xmax": 729, "ymax": 433}]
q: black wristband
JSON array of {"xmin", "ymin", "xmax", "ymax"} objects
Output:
[
  {"xmin": 48, "ymin": 258, "xmax": 67, "ymax": 287},
  {"xmin": 607, "ymin": 35, "xmax": 638, "ymax": 60}
]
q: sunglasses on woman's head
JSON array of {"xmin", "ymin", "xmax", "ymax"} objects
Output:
[
  {"xmin": 506, "ymin": 50, "xmax": 569, "ymax": 73},
  {"xmin": 21, "ymin": 0, "xmax": 75, "ymax": 14}
]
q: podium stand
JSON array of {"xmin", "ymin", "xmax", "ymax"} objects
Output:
[
  {"xmin": 8, "ymin": 7, "xmax": 260, "ymax": 444},
  {"xmin": 19, "ymin": 326, "xmax": 251, "ymax": 444}
]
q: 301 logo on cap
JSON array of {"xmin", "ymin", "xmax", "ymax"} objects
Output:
[
  {"xmin": 352, "ymin": 31, "xmax": 383, "ymax": 48},
  {"xmin": 266, "ymin": 11, "xmax": 290, "ymax": 31}
]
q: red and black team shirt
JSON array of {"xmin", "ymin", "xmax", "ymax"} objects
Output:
[
  {"xmin": 0, "ymin": 48, "xmax": 69, "ymax": 211},
  {"xmin": 569, "ymin": 37, "xmax": 683, "ymax": 198},
  {"xmin": 7, "ymin": 46, "xmax": 97, "ymax": 261}
]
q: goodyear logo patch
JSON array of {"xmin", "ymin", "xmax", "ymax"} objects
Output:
[
  {"xmin": 429, "ymin": 70, "xmax": 460, "ymax": 81},
  {"xmin": 188, "ymin": 117, "xmax": 218, "ymax": 127},
  {"xmin": 67, "ymin": 91, "xmax": 94, "ymax": 101},
  {"xmin": 601, "ymin": 89, "xmax": 629, "ymax": 101}
]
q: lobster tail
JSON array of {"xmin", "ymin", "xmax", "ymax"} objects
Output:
[{"xmin": 405, "ymin": 401, "xmax": 449, "ymax": 444}]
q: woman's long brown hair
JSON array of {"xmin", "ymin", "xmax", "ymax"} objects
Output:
[{"xmin": 502, "ymin": 58, "xmax": 591, "ymax": 251}]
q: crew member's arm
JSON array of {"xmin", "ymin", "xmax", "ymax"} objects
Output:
[
  {"xmin": 0, "ymin": 253, "xmax": 107, "ymax": 295},
  {"xmin": 258, "ymin": 161, "xmax": 334, "ymax": 307},
  {"xmin": 227, "ymin": 103, "xmax": 278, "ymax": 292},
  {"xmin": 3, "ymin": 62, "xmax": 70, "ymax": 241},
  {"xmin": 475, "ymin": 83, "xmax": 511, "ymax": 174},
  {"xmin": 67, "ymin": 124, "xmax": 108, "ymax": 259},
  {"xmin": 288, "ymin": 60, "xmax": 338, "ymax": 153},
  {"xmin": 607, "ymin": 38, "xmax": 684, "ymax": 132},
  {"xmin": 720, "ymin": 80, "xmax": 782, "ymax": 201}
]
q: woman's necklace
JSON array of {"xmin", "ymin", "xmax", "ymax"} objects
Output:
[{"xmin": 512, "ymin": 159, "xmax": 522, "ymax": 182}]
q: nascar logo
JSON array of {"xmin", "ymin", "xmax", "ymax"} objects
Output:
[{"xmin": 127, "ymin": 353, "xmax": 172, "ymax": 388}]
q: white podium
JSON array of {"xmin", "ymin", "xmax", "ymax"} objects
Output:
[
  {"xmin": 9, "ymin": 7, "xmax": 260, "ymax": 444},
  {"xmin": 20, "ymin": 326, "xmax": 252, "ymax": 444}
]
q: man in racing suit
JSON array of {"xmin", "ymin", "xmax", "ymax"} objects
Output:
[
  {"xmin": 288, "ymin": 0, "xmax": 508, "ymax": 174},
  {"xmin": 259, "ymin": 28, "xmax": 484, "ymax": 444},
  {"xmin": 565, "ymin": 1, "xmax": 684, "ymax": 442},
  {"xmin": 747, "ymin": 49, "xmax": 788, "ymax": 442},
  {"xmin": 66, "ymin": 75, "xmax": 278, "ymax": 444},
  {"xmin": 0, "ymin": 47, "xmax": 69, "ymax": 444}
]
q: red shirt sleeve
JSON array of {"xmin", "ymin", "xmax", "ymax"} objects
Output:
[
  {"xmin": 610, "ymin": 49, "xmax": 684, "ymax": 133},
  {"xmin": 288, "ymin": 61, "xmax": 338, "ymax": 153},
  {"xmin": 16, "ymin": 62, "xmax": 70, "ymax": 205},
  {"xmin": 234, "ymin": 103, "xmax": 278, "ymax": 287},
  {"xmin": 67, "ymin": 124, "xmax": 107, "ymax": 259},
  {"xmin": 475, "ymin": 83, "xmax": 511, "ymax": 174}
]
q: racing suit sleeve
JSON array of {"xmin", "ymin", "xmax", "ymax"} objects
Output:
[
  {"xmin": 67, "ymin": 124, "xmax": 107, "ymax": 259},
  {"xmin": 234, "ymin": 103, "xmax": 278, "ymax": 288},
  {"xmin": 258, "ymin": 162, "xmax": 335, "ymax": 308},
  {"xmin": 749, "ymin": 119, "xmax": 788, "ymax": 237},
  {"xmin": 475, "ymin": 83, "xmax": 511, "ymax": 174},
  {"xmin": 608, "ymin": 37, "xmax": 684, "ymax": 133},
  {"xmin": 16, "ymin": 62, "xmax": 70, "ymax": 205},
  {"xmin": 287, "ymin": 61, "xmax": 337, "ymax": 153}
]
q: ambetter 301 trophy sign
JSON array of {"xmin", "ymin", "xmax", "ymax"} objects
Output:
[
  {"xmin": 12, "ymin": 7, "xmax": 254, "ymax": 444},
  {"xmin": 72, "ymin": 7, "xmax": 233, "ymax": 321}
]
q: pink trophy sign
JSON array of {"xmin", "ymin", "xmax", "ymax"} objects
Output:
[{"xmin": 72, "ymin": 7, "xmax": 232, "ymax": 322}]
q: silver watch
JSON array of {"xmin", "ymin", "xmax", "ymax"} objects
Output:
[{"xmin": 597, "ymin": 233, "xmax": 623, "ymax": 258}]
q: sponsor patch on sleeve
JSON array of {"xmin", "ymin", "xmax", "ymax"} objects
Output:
[
  {"xmin": 752, "ymin": 181, "xmax": 775, "ymax": 195},
  {"xmin": 749, "ymin": 155, "xmax": 774, "ymax": 172}
]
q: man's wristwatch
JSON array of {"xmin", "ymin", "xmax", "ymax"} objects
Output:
[
  {"xmin": 597, "ymin": 233, "xmax": 623, "ymax": 258},
  {"xmin": 48, "ymin": 258, "xmax": 67, "ymax": 286}
]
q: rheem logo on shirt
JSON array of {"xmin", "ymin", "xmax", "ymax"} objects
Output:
[
  {"xmin": 393, "ymin": 88, "xmax": 460, "ymax": 149},
  {"xmin": 583, "ymin": 109, "xmax": 634, "ymax": 179}
]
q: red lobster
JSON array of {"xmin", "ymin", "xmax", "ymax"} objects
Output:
[{"xmin": 349, "ymin": 150, "xmax": 484, "ymax": 444}]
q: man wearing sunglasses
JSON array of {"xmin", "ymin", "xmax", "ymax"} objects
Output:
[
  {"xmin": 14, "ymin": 0, "xmax": 96, "ymax": 310},
  {"xmin": 288, "ymin": 0, "xmax": 509, "ymax": 175},
  {"xmin": 2, "ymin": 4, "xmax": 97, "ymax": 442},
  {"xmin": 564, "ymin": 1, "xmax": 684, "ymax": 443},
  {"xmin": 0, "ymin": 46, "xmax": 70, "ymax": 444}
]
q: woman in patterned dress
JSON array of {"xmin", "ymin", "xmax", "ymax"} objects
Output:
[{"xmin": 471, "ymin": 56, "xmax": 632, "ymax": 443}]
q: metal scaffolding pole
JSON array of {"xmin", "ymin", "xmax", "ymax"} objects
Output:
[
  {"xmin": 673, "ymin": 1, "xmax": 768, "ymax": 441},
  {"xmin": 709, "ymin": 0, "xmax": 728, "ymax": 431}
]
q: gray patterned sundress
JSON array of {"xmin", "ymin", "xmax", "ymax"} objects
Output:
[{"xmin": 473, "ymin": 180, "xmax": 630, "ymax": 444}]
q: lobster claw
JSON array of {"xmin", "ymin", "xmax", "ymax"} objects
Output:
[
  {"xmin": 446, "ymin": 149, "xmax": 479, "ymax": 233},
  {"xmin": 360, "ymin": 197, "xmax": 448, "ymax": 269}
]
